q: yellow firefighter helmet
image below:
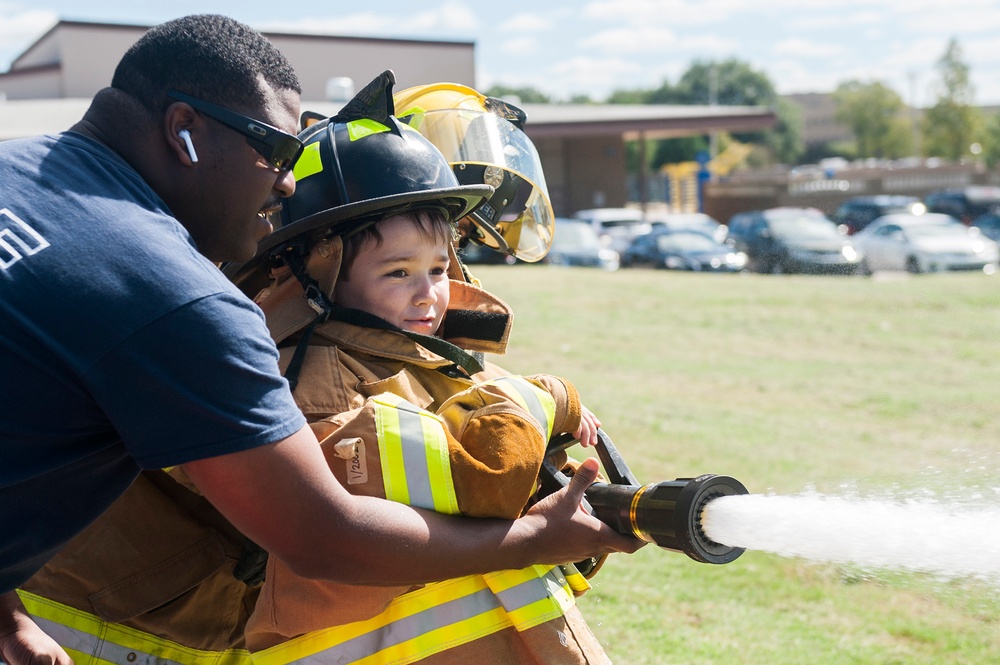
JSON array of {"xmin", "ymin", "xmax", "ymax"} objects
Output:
[{"xmin": 393, "ymin": 82, "xmax": 554, "ymax": 262}]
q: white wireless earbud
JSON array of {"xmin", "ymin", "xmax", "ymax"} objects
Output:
[{"xmin": 178, "ymin": 129, "xmax": 198, "ymax": 163}]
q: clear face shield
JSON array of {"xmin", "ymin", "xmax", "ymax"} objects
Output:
[{"xmin": 403, "ymin": 108, "xmax": 554, "ymax": 262}]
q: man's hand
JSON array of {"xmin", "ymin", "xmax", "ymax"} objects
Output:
[
  {"xmin": 0, "ymin": 592, "xmax": 73, "ymax": 665},
  {"xmin": 519, "ymin": 456, "xmax": 645, "ymax": 565}
]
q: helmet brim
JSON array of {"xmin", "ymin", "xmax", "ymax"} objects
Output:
[{"xmin": 224, "ymin": 183, "xmax": 492, "ymax": 295}]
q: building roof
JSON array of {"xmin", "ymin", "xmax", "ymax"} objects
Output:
[
  {"xmin": 0, "ymin": 19, "xmax": 774, "ymax": 143},
  {"xmin": 519, "ymin": 103, "xmax": 775, "ymax": 140}
]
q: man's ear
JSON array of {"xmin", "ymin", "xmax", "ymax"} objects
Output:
[{"xmin": 164, "ymin": 102, "xmax": 200, "ymax": 166}]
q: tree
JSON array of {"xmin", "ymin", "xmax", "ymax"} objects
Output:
[
  {"xmin": 607, "ymin": 87, "xmax": 653, "ymax": 104},
  {"xmin": 615, "ymin": 60, "xmax": 802, "ymax": 167},
  {"xmin": 674, "ymin": 59, "xmax": 803, "ymax": 164},
  {"xmin": 765, "ymin": 98, "xmax": 805, "ymax": 165},
  {"xmin": 832, "ymin": 80, "xmax": 913, "ymax": 158},
  {"xmin": 982, "ymin": 111, "xmax": 1000, "ymax": 170},
  {"xmin": 922, "ymin": 38, "xmax": 983, "ymax": 161},
  {"xmin": 674, "ymin": 59, "xmax": 776, "ymax": 106}
]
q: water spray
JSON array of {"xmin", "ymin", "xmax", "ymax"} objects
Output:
[{"xmin": 542, "ymin": 431, "xmax": 749, "ymax": 565}]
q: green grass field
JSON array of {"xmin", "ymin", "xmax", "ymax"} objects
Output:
[{"xmin": 472, "ymin": 265, "xmax": 1000, "ymax": 664}]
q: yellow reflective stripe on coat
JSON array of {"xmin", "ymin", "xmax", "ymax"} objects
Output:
[
  {"xmin": 373, "ymin": 393, "xmax": 460, "ymax": 515},
  {"xmin": 250, "ymin": 565, "xmax": 574, "ymax": 665},
  {"xmin": 16, "ymin": 591, "xmax": 252, "ymax": 665},
  {"xmin": 485, "ymin": 376, "xmax": 556, "ymax": 439}
]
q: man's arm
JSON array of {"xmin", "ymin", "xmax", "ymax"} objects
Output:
[{"xmin": 182, "ymin": 424, "xmax": 641, "ymax": 585}]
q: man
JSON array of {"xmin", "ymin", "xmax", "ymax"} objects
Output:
[{"xmin": 0, "ymin": 13, "xmax": 638, "ymax": 664}]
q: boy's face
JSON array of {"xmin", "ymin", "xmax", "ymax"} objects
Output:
[{"xmin": 334, "ymin": 214, "xmax": 451, "ymax": 335}]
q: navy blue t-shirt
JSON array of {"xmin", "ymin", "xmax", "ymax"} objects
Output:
[{"xmin": 0, "ymin": 132, "xmax": 306, "ymax": 591}]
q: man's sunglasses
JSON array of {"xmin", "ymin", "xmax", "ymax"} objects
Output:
[{"xmin": 167, "ymin": 90, "xmax": 304, "ymax": 173}]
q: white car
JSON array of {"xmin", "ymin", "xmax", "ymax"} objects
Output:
[
  {"xmin": 852, "ymin": 213, "xmax": 1000, "ymax": 275},
  {"xmin": 572, "ymin": 208, "xmax": 652, "ymax": 255}
]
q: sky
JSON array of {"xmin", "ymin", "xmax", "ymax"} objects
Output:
[{"xmin": 3, "ymin": 0, "xmax": 1000, "ymax": 106}]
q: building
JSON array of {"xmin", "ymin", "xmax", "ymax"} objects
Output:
[
  {"xmin": 0, "ymin": 19, "xmax": 776, "ymax": 216},
  {"xmin": 0, "ymin": 20, "xmax": 476, "ymax": 102},
  {"xmin": 782, "ymin": 92, "xmax": 852, "ymax": 149}
]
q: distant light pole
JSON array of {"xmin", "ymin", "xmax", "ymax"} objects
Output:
[{"xmin": 709, "ymin": 63, "xmax": 719, "ymax": 162}]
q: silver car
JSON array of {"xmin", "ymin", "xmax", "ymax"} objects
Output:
[
  {"xmin": 572, "ymin": 207, "xmax": 652, "ymax": 255},
  {"xmin": 852, "ymin": 213, "xmax": 1000, "ymax": 275}
]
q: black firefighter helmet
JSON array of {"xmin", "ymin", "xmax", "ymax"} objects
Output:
[{"xmin": 225, "ymin": 70, "xmax": 493, "ymax": 295}]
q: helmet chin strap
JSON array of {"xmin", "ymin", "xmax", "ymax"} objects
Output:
[{"xmin": 279, "ymin": 242, "xmax": 335, "ymax": 392}]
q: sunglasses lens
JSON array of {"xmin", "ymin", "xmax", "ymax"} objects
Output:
[{"xmin": 266, "ymin": 137, "xmax": 304, "ymax": 172}]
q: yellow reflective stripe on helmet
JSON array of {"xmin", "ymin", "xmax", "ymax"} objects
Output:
[
  {"xmin": 346, "ymin": 118, "xmax": 390, "ymax": 141},
  {"xmin": 292, "ymin": 141, "xmax": 323, "ymax": 181},
  {"xmin": 250, "ymin": 566, "xmax": 573, "ymax": 665},
  {"xmin": 373, "ymin": 394, "xmax": 459, "ymax": 515},
  {"xmin": 486, "ymin": 376, "xmax": 556, "ymax": 439},
  {"xmin": 17, "ymin": 591, "xmax": 252, "ymax": 665},
  {"xmin": 395, "ymin": 104, "xmax": 426, "ymax": 131}
]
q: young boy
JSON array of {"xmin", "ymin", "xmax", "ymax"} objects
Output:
[{"xmin": 226, "ymin": 73, "xmax": 612, "ymax": 664}]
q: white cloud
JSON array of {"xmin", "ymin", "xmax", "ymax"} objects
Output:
[
  {"xmin": 499, "ymin": 35, "xmax": 537, "ymax": 56},
  {"xmin": 786, "ymin": 8, "xmax": 883, "ymax": 30},
  {"xmin": 261, "ymin": 14, "xmax": 398, "ymax": 37},
  {"xmin": 500, "ymin": 13, "xmax": 551, "ymax": 33},
  {"xmin": 261, "ymin": 1, "xmax": 478, "ymax": 38},
  {"xmin": 406, "ymin": 1, "xmax": 479, "ymax": 32},
  {"xmin": 0, "ymin": 7, "xmax": 56, "ymax": 70},
  {"xmin": 772, "ymin": 38, "xmax": 845, "ymax": 59},
  {"xmin": 581, "ymin": 26, "xmax": 678, "ymax": 55},
  {"xmin": 581, "ymin": 0, "xmax": 745, "ymax": 26}
]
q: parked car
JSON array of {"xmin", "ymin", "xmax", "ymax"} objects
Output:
[
  {"xmin": 647, "ymin": 212, "xmax": 728, "ymax": 243},
  {"xmin": 852, "ymin": 213, "xmax": 1000, "ymax": 274},
  {"xmin": 541, "ymin": 218, "xmax": 620, "ymax": 270},
  {"xmin": 831, "ymin": 195, "xmax": 925, "ymax": 235},
  {"xmin": 572, "ymin": 207, "xmax": 652, "ymax": 254},
  {"xmin": 924, "ymin": 186, "xmax": 1000, "ymax": 225},
  {"xmin": 970, "ymin": 210, "xmax": 1000, "ymax": 243},
  {"xmin": 621, "ymin": 229, "xmax": 746, "ymax": 272},
  {"xmin": 456, "ymin": 241, "xmax": 517, "ymax": 266},
  {"xmin": 725, "ymin": 207, "xmax": 861, "ymax": 274}
]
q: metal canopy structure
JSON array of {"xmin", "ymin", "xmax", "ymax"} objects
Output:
[{"xmin": 519, "ymin": 102, "xmax": 776, "ymax": 140}]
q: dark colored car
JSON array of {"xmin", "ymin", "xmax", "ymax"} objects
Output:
[
  {"xmin": 725, "ymin": 207, "xmax": 861, "ymax": 274},
  {"xmin": 831, "ymin": 195, "xmax": 924, "ymax": 235},
  {"xmin": 621, "ymin": 229, "xmax": 747, "ymax": 272},
  {"xmin": 541, "ymin": 218, "xmax": 620, "ymax": 270},
  {"xmin": 646, "ymin": 212, "xmax": 728, "ymax": 243},
  {"xmin": 456, "ymin": 241, "xmax": 517, "ymax": 266},
  {"xmin": 924, "ymin": 186, "xmax": 1000, "ymax": 225},
  {"xmin": 970, "ymin": 210, "xmax": 1000, "ymax": 243}
]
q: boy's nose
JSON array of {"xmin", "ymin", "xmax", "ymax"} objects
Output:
[{"xmin": 413, "ymin": 279, "xmax": 437, "ymax": 306}]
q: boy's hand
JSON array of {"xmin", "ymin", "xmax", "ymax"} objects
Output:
[{"xmin": 573, "ymin": 405, "xmax": 602, "ymax": 448}]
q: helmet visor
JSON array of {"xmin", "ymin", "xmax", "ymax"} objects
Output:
[{"xmin": 407, "ymin": 109, "xmax": 554, "ymax": 262}]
